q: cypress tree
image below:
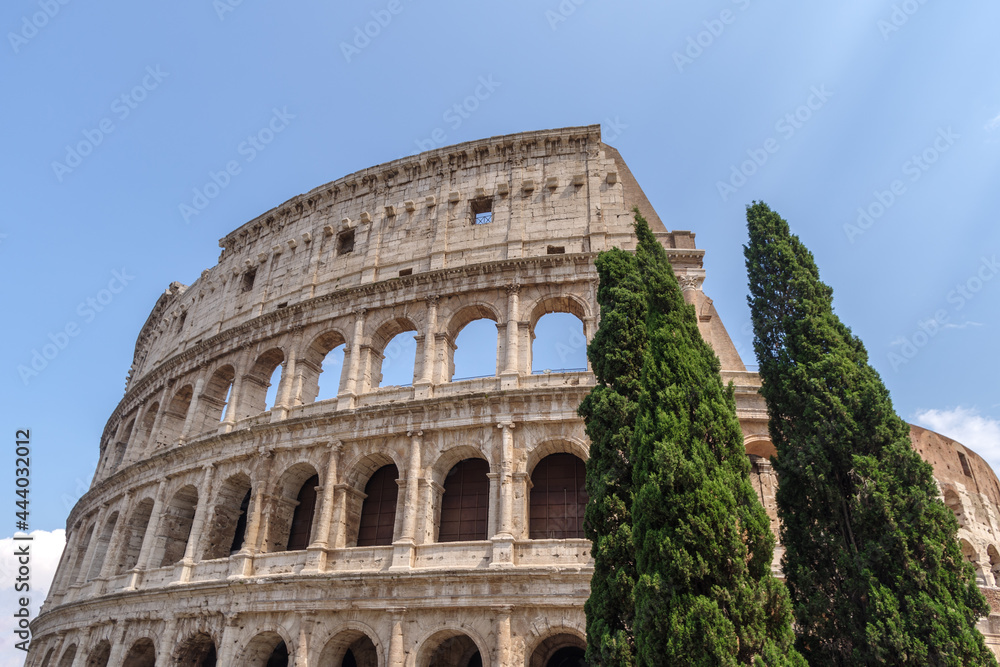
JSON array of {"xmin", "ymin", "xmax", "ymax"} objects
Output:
[
  {"xmin": 579, "ymin": 245, "xmax": 647, "ymax": 666},
  {"xmin": 744, "ymin": 201, "xmax": 996, "ymax": 666},
  {"xmin": 630, "ymin": 212, "xmax": 803, "ymax": 667}
]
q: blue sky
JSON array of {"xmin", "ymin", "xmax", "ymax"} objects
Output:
[{"xmin": 2, "ymin": 1, "xmax": 999, "ymax": 548}]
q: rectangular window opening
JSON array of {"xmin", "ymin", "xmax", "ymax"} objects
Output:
[
  {"xmin": 241, "ymin": 268, "xmax": 257, "ymax": 293},
  {"xmin": 471, "ymin": 197, "xmax": 493, "ymax": 225},
  {"xmin": 959, "ymin": 451, "xmax": 973, "ymax": 477},
  {"xmin": 398, "ymin": 268, "xmax": 412, "ymax": 277},
  {"xmin": 338, "ymin": 229, "xmax": 356, "ymax": 255},
  {"xmin": 547, "ymin": 245, "xmax": 565, "ymax": 255}
]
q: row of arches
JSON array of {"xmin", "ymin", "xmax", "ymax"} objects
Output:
[
  {"xmin": 37, "ymin": 625, "xmax": 585, "ymax": 667},
  {"xmin": 54, "ymin": 450, "xmax": 588, "ymax": 598},
  {"xmin": 102, "ymin": 298, "xmax": 590, "ymax": 478}
]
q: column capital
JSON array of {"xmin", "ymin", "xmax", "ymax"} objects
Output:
[
  {"xmin": 505, "ymin": 283, "xmax": 520, "ymax": 296},
  {"xmin": 497, "ymin": 421, "xmax": 515, "ymax": 431},
  {"xmin": 407, "ymin": 429, "xmax": 424, "ymax": 438}
]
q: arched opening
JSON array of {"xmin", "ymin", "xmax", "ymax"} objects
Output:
[
  {"xmin": 530, "ymin": 454, "xmax": 587, "ymax": 539},
  {"xmin": 357, "ymin": 464, "xmax": 399, "ymax": 546},
  {"xmin": 961, "ymin": 539, "xmax": 987, "ymax": 586},
  {"xmin": 530, "ymin": 312, "xmax": 587, "ymax": 374},
  {"xmin": 112, "ymin": 419, "xmax": 134, "ymax": 470},
  {"xmin": 265, "ymin": 463, "xmax": 320, "ymax": 553},
  {"xmin": 417, "ymin": 631, "xmax": 482, "ymax": 667},
  {"xmin": 40, "ymin": 646, "xmax": 57, "ymax": 667},
  {"xmin": 156, "ymin": 384, "xmax": 194, "ymax": 446},
  {"xmin": 439, "ymin": 459, "xmax": 490, "ymax": 542},
  {"xmin": 135, "ymin": 402, "xmax": 159, "ymax": 454},
  {"xmin": 116, "ymin": 498, "xmax": 154, "ymax": 573},
  {"xmin": 318, "ymin": 630, "xmax": 379, "ymax": 667},
  {"xmin": 528, "ymin": 633, "xmax": 587, "ymax": 667},
  {"xmin": 56, "ymin": 644, "xmax": 77, "ymax": 667},
  {"xmin": 121, "ymin": 638, "xmax": 156, "ymax": 667},
  {"xmin": 67, "ymin": 524, "xmax": 95, "ymax": 585},
  {"xmin": 944, "ymin": 488, "xmax": 964, "ymax": 526},
  {"xmin": 243, "ymin": 632, "xmax": 289, "ymax": 667},
  {"xmin": 288, "ymin": 474, "xmax": 320, "ymax": 551},
  {"xmin": 451, "ymin": 318, "xmax": 499, "ymax": 380},
  {"xmin": 242, "ymin": 348, "xmax": 286, "ymax": 417},
  {"xmin": 202, "ymin": 474, "xmax": 253, "ymax": 560},
  {"xmin": 156, "ymin": 485, "xmax": 199, "ymax": 567},
  {"xmin": 988, "ymin": 545, "xmax": 1000, "ymax": 587},
  {"xmin": 85, "ymin": 640, "xmax": 111, "ymax": 667},
  {"xmin": 370, "ymin": 319, "xmax": 418, "ymax": 390},
  {"xmin": 301, "ymin": 331, "xmax": 348, "ymax": 404},
  {"xmin": 197, "ymin": 365, "xmax": 236, "ymax": 433},
  {"xmin": 86, "ymin": 512, "xmax": 119, "ymax": 580},
  {"xmin": 174, "ymin": 632, "xmax": 217, "ymax": 667}
]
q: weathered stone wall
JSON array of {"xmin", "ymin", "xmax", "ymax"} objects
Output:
[{"xmin": 28, "ymin": 126, "xmax": 1000, "ymax": 666}]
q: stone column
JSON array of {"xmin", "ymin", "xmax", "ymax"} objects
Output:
[
  {"xmin": 216, "ymin": 613, "xmax": 242, "ymax": 665},
  {"xmin": 501, "ymin": 285, "xmax": 521, "ymax": 389},
  {"xmin": 104, "ymin": 624, "xmax": 130, "ymax": 667},
  {"xmin": 68, "ymin": 630, "xmax": 92, "ymax": 667},
  {"xmin": 74, "ymin": 505, "xmax": 109, "ymax": 587},
  {"xmin": 306, "ymin": 441, "xmax": 343, "ymax": 571},
  {"xmin": 129, "ymin": 479, "xmax": 168, "ymax": 588},
  {"xmin": 294, "ymin": 614, "xmax": 315, "ymax": 667},
  {"xmin": 391, "ymin": 431, "xmax": 424, "ymax": 570},
  {"xmin": 415, "ymin": 298, "xmax": 439, "ymax": 399},
  {"xmin": 154, "ymin": 617, "xmax": 178, "ymax": 666},
  {"xmin": 94, "ymin": 493, "xmax": 133, "ymax": 594},
  {"xmin": 178, "ymin": 464, "xmax": 217, "ymax": 582},
  {"xmin": 178, "ymin": 366, "xmax": 208, "ymax": 444},
  {"xmin": 494, "ymin": 606, "xmax": 513, "ymax": 667},
  {"xmin": 232, "ymin": 449, "xmax": 273, "ymax": 577},
  {"xmin": 330, "ymin": 484, "xmax": 351, "ymax": 549},
  {"xmin": 339, "ymin": 309, "xmax": 367, "ymax": 409},
  {"xmin": 123, "ymin": 411, "xmax": 144, "ymax": 464},
  {"xmin": 387, "ymin": 609, "xmax": 406, "ymax": 667},
  {"xmin": 144, "ymin": 393, "xmax": 168, "ymax": 453},
  {"xmin": 273, "ymin": 330, "xmax": 302, "ymax": 420}
]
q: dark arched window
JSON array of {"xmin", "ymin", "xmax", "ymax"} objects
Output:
[
  {"xmin": 266, "ymin": 642, "xmax": 288, "ymax": 667},
  {"xmin": 530, "ymin": 454, "xmax": 587, "ymax": 539},
  {"xmin": 439, "ymin": 459, "xmax": 489, "ymax": 542},
  {"xmin": 230, "ymin": 490, "xmax": 252, "ymax": 554},
  {"xmin": 287, "ymin": 475, "xmax": 318, "ymax": 551},
  {"xmin": 357, "ymin": 465, "xmax": 399, "ymax": 546}
]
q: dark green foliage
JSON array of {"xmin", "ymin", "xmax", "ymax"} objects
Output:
[
  {"xmin": 627, "ymin": 212, "xmax": 803, "ymax": 666},
  {"xmin": 744, "ymin": 201, "xmax": 995, "ymax": 666},
  {"xmin": 579, "ymin": 247, "xmax": 647, "ymax": 666}
]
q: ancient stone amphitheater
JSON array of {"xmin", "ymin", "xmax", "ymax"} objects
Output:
[{"xmin": 27, "ymin": 126, "xmax": 1000, "ymax": 666}]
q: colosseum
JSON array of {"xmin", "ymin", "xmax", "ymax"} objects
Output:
[{"xmin": 26, "ymin": 125, "xmax": 1000, "ymax": 666}]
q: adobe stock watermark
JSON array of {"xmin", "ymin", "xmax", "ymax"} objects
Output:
[
  {"xmin": 673, "ymin": 0, "xmax": 752, "ymax": 73},
  {"xmin": 214, "ymin": 0, "xmax": 247, "ymax": 21},
  {"xmin": 17, "ymin": 268, "xmax": 135, "ymax": 385},
  {"xmin": 844, "ymin": 126, "xmax": 958, "ymax": 243},
  {"xmin": 339, "ymin": 0, "xmax": 407, "ymax": 63},
  {"xmin": 179, "ymin": 107, "xmax": 295, "ymax": 223},
  {"xmin": 7, "ymin": 0, "xmax": 71, "ymax": 54},
  {"xmin": 878, "ymin": 0, "xmax": 932, "ymax": 40},
  {"xmin": 51, "ymin": 66, "xmax": 169, "ymax": 183},
  {"xmin": 412, "ymin": 76, "xmax": 502, "ymax": 153},
  {"xmin": 545, "ymin": 0, "xmax": 587, "ymax": 31},
  {"xmin": 717, "ymin": 85, "xmax": 833, "ymax": 202},
  {"xmin": 888, "ymin": 254, "xmax": 998, "ymax": 371}
]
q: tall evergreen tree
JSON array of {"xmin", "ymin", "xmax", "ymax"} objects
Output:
[
  {"xmin": 579, "ymin": 246, "xmax": 647, "ymax": 666},
  {"xmin": 744, "ymin": 201, "xmax": 996, "ymax": 666},
  {"xmin": 629, "ymin": 212, "xmax": 803, "ymax": 667}
]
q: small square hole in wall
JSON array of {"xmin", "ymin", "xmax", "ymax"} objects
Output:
[
  {"xmin": 241, "ymin": 268, "xmax": 257, "ymax": 293},
  {"xmin": 398, "ymin": 268, "xmax": 412, "ymax": 277},
  {"xmin": 471, "ymin": 197, "xmax": 493, "ymax": 225},
  {"xmin": 547, "ymin": 245, "xmax": 565, "ymax": 255},
  {"xmin": 338, "ymin": 229, "xmax": 355, "ymax": 255}
]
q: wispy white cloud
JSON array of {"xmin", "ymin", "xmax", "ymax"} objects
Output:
[
  {"xmin": 914, "ymin": 407, "xmax": 1000, "ymax": 474},
  {"xmin": 986, "ymin": 112, "xmax": 1000, "ymax": 132},
  {"xmin": 0, "ymin": 530, "xmax": 65, "ymax": 664}
]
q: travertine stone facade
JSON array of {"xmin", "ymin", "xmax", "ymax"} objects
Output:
[{"xmin": 27, "ymin": 126, "xmax": 1000, "ymax": 666}]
